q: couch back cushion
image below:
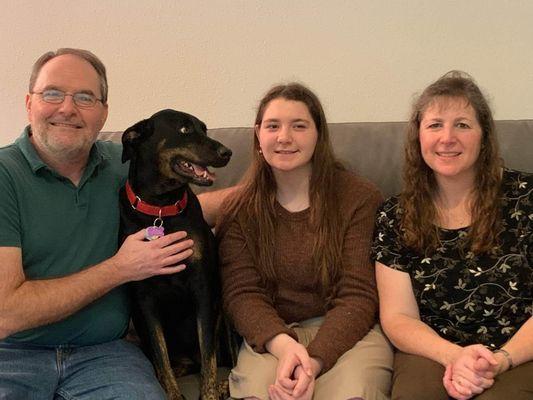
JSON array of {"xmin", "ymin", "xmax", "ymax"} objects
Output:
[{"xmin": 98, "ymin": 119, "xmax": 533, "ymax": 197}]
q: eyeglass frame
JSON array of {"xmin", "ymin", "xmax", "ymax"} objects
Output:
[{"xmin": 30, "ymin": 89, "xmax": 104, "ymax": 108}]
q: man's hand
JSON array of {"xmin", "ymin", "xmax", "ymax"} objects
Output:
[{"xmin": 109, "ymin": 229, "xmax": 194, "ymax": 282}]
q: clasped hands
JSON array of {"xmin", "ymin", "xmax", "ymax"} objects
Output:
[
  {"xmin": 443, "ymin": 344, "xmax": 509, "ymax": 400},
  {"xmin": 267, "ymin": 337, "xmax": 322, "ymax": 400}
]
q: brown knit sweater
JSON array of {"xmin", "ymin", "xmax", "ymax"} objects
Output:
[{"xmin": 218, "ymin": 170, "xmax": 382, "ymax": 372}]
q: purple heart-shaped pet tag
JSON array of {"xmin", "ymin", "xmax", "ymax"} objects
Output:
[{"xmin": 145, "ymin": 225, "xmax": 165, "ymax": 241}]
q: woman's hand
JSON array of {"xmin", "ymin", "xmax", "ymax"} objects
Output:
[
  {"xmin": 443, "ymin": 363, "xmax": 473, "ymax": 400},
  {"xmin": 442, "ymin": 344, "xmax": 497, "ymax": 399}
]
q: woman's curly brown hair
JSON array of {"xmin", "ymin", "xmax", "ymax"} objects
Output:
[{"xmin": 400, "ymin": 71, "xmax": 503, "ymax": 255}]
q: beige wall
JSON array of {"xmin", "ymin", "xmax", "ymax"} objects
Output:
[{"xmin": 1, "ymin": 0, "xmax": 532, "ymax": 146}]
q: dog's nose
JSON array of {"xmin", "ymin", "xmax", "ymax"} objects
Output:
[{"xmin": 218, "ymin": 146, "xmax": 232, "ymax": 159}]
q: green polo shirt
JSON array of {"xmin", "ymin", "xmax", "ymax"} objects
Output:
[{"xmin": 0, "ymin": 127, "xmax": 129, "ymax": 346}]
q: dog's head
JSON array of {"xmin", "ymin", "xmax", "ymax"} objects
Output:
[{"xmin": 122, "ymin": 109, "xmax": 232, "ymax": 187}]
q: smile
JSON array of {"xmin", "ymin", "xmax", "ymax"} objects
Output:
[
  {"xmin": 275, "ymin": 150, "xmax": 298, "ymax": 154},
  {"xmin": 50, "ymin": 122, "xmax": 83, "ymax": 129},
  {"xmin": 436, "ymin": 151, "xmax": 461, "ymax": 157}
]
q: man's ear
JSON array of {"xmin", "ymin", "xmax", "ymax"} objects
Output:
[
  {"xmin": 121, "ymin": 118, "xmax": 153, "ymax": 163},
  {"xmin": 25, "ymin": 93, "xmax": 32, "ymax": 120}
]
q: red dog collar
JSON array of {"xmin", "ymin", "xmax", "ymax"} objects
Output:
[{"xmin": 126, "ymin": 180, "xmax": 187, "ymax": 217}]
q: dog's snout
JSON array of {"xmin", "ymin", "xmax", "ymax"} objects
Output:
[{"xmin": 218, "ymin": 146, "xmax": 232, "ymax": 160}]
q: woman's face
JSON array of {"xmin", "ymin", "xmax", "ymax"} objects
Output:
[
  {"xmin": 419, "ymin": 96, "xmax": 483, "ymax": 184},
  {"xmin": 256, "ymin": 98, "xmax": 318, "ymax": 176}
]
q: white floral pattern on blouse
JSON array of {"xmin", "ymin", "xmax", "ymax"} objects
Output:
[{"xmin": 372, "ymin": 169, "xmax": 533, "ymax": 348}]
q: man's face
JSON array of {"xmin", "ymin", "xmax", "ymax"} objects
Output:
[{"xmin": 26, "ymin": 54, "xmax": 108, "ymax": 161}]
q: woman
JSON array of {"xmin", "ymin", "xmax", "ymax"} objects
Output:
[
  {"xmin": 372, "ymin": 71, "xmax": 533, "ymax": 400},
  {"xmin": 217, "ymin": 83, "xmax": 392, "ymax": 400}
]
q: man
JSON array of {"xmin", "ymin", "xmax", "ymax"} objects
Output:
[{"xmin": 0, "ymin": 48, "xmax": 194, "ymax": 399}]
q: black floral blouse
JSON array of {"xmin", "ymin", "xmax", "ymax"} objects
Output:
[{"xmin": 372, "ymin": 169, "xmax": 532, "ymax": 348}]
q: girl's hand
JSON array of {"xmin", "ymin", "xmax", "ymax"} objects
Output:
[
  {"xmin": 269, "ymin": 365, "xmax": 315, "ymax": 400},
  {"xmin": 274, "ymin": 339, "xmax": 314, "ymax": 396}
]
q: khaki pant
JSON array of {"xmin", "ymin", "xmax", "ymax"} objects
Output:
[
  {"xmin": 392, "ymin": 351, "xmax": 533, "ymax": 400},
  {"xmin": 229, "ymin": 319, "xmax": 393, "ymax": 400}
]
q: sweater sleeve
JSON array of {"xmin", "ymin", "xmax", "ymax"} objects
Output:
[
  {"xmin": 306, "ymin": 183, "xmax": 382, "ymax": 372},
  {"xmin": 219, "ymin": 218, "xmax": 298, "ymax": 353}
]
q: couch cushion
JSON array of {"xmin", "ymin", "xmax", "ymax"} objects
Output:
[{"xmin": 98, "ymin": 119, "xmax": 533, "ymax": 197}]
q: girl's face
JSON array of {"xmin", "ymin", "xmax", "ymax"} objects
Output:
[{"xmin": 256, "ymin": 98, "xmax": 318, "ymax": 177}]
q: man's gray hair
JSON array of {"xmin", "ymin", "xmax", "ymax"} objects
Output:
[{"xmin": 29, "ymin": 48, "xmax": 108, "ymax": 104}]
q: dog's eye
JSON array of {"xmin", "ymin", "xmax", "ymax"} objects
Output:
[{"xmin": 180, "ymin": 126, "xmax": 190, "ymax": 134}]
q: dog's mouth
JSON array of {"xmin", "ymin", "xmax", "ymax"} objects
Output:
[{"xmin": 174, "ymin": 160, "xmax": 216, "ymax": 185}]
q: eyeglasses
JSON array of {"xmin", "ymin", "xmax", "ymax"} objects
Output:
[{"xmin": 31, "ymin": 89, "xmax": 103, "ymax": 108}]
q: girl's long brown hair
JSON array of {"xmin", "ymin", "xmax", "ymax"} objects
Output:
[
  {"xmin": 217, "ymin": 83, "xmax": 345, "ymax": 301},
  {"xmin": 400, "ymin": 71, "xmax": 503, "ymax": 254}
]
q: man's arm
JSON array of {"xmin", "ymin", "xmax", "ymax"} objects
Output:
[{"xmin": 0, "ymin": 230, "xmax": 193, "ymax": 339}]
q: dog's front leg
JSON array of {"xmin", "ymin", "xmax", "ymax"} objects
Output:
[
  {"xmin": 196, "ymin": 316, "xmax": 218, "ymax": 400},
  {"xmin": 196, "ymin": 313, "xmax": 219, "ymax": 400},
  {"xmin": 133, "ymin": 294, "xmax": 184, "ymax": 400}
]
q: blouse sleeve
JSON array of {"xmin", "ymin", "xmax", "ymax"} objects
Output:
[{"xmin": 371, "ymin": 196, "xmax": 411, "ymax": 271}]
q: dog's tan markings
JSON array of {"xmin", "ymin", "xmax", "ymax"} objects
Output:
[
  {"xmin": 197, "ymin": 316, "xmax": 219, "ymax": 400},
  {"xmin": 157, "ymin": 139, "xmax": 202, "ymax": 180},
  {"xmin": 150, "ymin": 321, "xmax": 184, "ymax": 399},
  {"xmin": 187, "ymin": 232, "xmax": 203, "ymax": 263},
  {"xmin": 157, "ymin": 139, "xmax": 177, "ymax": 179},
  {"xmin": 124, "ymin": 129, "xmax": 141, "ymax": 141},
  {"xmin": 217, "ymin": 379, "xmax": 230, "ymax": 400},
  {"xmin": 172, "ymin": 146, "xmax": 201, "ymax": 162}
]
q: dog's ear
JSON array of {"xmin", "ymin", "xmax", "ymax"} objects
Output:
[{"xmin": 121, "ymin": 118, "xmax": 154, "ymax": 162}]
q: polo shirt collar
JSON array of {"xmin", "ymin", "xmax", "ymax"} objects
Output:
[{"xmin": 15, "ymin": 125, "xmax": 108, "ymax": 176}]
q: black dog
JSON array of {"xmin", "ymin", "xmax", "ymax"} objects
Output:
[{"xmin": 119, "ymin": 109, "xmax": 231, "ymax": 400}]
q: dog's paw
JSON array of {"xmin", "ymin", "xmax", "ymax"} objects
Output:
[
  {"xmin": 217, "ymin": 379, "xmax": 230, "ymax": 400},
  {"xmin": 167, "ymin": 392, "xmax": 186, "ymax": 400}
]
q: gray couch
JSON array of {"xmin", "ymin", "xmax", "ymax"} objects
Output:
[
  {"xmin": 207, "ymin": 120, "xmax": 533, "ymax": 197},
  {"xmin": 101, "ymin": 119, "xmax": 533, "ymax": 198},
  {"xmin": 99, "ymin": 119, "xmax": 533, "ymax": 399}
]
